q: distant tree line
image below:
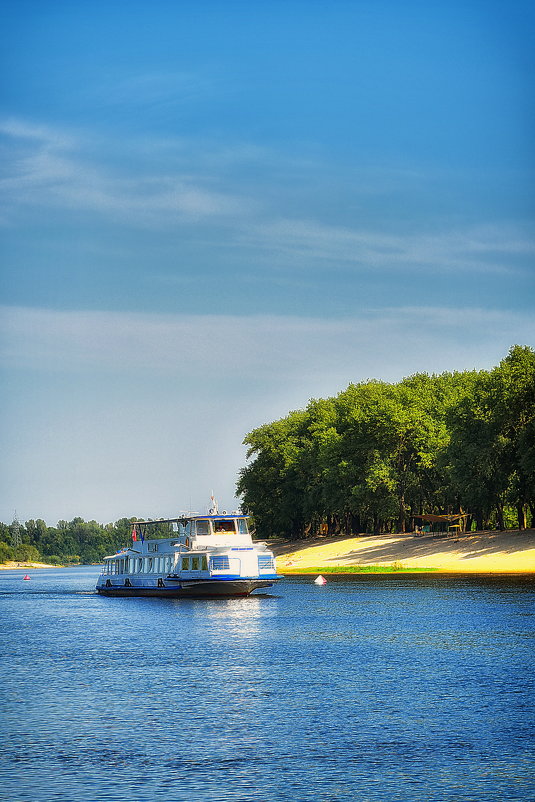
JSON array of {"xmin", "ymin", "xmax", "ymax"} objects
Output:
[
  {"xmin": 237, "ymin": 345, "xmax": 535, "ymax": 539},
  {"xmin": 0, "ymin": 514, "xmax": 185, "ymax": 565},
  {"xmin": 0, "ymin": 517, "xmax": 140, "ymax": 565}
]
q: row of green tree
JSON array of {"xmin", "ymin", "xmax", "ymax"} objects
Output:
[
  {"xmin": 237, "ymin": 345, "xmax": 535, "ymax": 539},
  {"xmin": 0, "ymin": 517, "xmax": 140, "ymax": 565}
]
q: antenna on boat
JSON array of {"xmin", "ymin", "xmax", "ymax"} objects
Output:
[{"xmin": 209, "ymin": 491, "xmax": 219, "ymax": 515}]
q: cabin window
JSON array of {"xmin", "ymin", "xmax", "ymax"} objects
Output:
[
  {"xmin": 213, "ymin": 519, "xmax": 236, "ymax": 533},
  {"xmin": 178, "ymin": 521, "xmax": 192, "ymax": 536},
  {"xmin": 211, "ymin": 556, "xmax": 230, "ymax": 570},
  {"xmin": 195, "ymin": 520, "xmax": 210, "ymax": 535},
  {"xmin": 191, "ymin": 557, "xmax": 199, "ymax": 570},
  {"xmin": 201, "ymin": 556, "xmax": 208, "ymax": 570},
  {"xmin": 181, "ymin": 557, "xmax": 189, "ymax": 570},
  {"xmin": 148, "ymin": 558, "xmax": 153, "ymax": 572},
  {"xmin": 237, "ymin": 518, "xmax": 248, "ymax": 535}
]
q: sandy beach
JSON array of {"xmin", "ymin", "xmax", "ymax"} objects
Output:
[
  {"xmin": 2, "ymin": 530, "xmax": 534, "ymax": 574},
  {"xmin": 272, "ymin": 528, "xmax": 535, "ymax": 573},
  {"xmin": 0, "ymin": 561, "xmax": 60, "ymax": 570}
]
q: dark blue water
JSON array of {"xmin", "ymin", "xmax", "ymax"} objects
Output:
[{"xmin": 0, "ymin": 568, "xmax": 533, "ymax": 802}]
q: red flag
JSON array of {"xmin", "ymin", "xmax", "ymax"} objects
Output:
[{"xmin": 132, "ymin": 526, "xmax": 137, "ymax": 542}]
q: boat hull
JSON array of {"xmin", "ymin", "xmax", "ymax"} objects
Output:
[{"xmin": 96, "ymin": 578, "xmax": 278, "ymax": 598}]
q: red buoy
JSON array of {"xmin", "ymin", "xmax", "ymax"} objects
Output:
[{"xmin": 23, "ymin": 574, "xmax": 31, "ymax": 580}]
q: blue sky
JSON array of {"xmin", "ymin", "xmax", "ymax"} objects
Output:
[{"xmin": 1, "ymin": 0, "xmax": 534, "ymax": 525}]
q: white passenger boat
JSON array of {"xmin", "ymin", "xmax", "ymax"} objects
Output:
[{"xmin": 96, "ymin": 510, "xmax": 281, "ymax": 598}]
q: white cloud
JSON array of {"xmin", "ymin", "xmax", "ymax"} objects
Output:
[
  {"xmin": 0, "ymin": 118, "xmax": 248, "ymax": 224},
  {"xmin": 244, "ymin": 218, "xmax": 534, "ymax": 275},
  {"xmin": 2, "ymin": 117, "xmax": 532, "ymax": 276},
  {"xmin": 97, "ymin": 71, "xmax": 215, "ymax": 107},
  {"xmin": 1, "ymin": 304, "xmax": 533, "ymax": 381},
  {"xmin": 0, "ymin": 118, "xmax": 75, "ymax": 148}
]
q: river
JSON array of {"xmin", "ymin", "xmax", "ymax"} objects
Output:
[{"xmin": 0, "ymin": 567, "xmax": 533, "ymax": 801}]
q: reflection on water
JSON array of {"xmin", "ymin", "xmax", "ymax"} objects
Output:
[{"xmin": 0, "ymin": 567, "xmax": 533, "ymax": 802}]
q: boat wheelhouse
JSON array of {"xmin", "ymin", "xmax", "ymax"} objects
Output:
[{"xmin": 96, "ymin": 511, "xmax": 281, "ymax": 597}]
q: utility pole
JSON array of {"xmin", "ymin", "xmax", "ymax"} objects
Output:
[{"xmin": 10, "ymin": 512, "xmax": 22, "ymax": 549}]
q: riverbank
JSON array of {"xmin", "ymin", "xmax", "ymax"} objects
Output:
[
  {"xmin": 271, "ymin": 528, "xmax": 535, "ymax": 573},
  {"xmin": 0, "ymin": 560, "xmax": 61, "ymax": 570}
]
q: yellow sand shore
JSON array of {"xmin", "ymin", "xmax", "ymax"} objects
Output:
[
  {"xmin": 0, "ymin": 560, "xmax": 60, "ymax": 570},
  {"xmin": 272, "ymin": 528, "xmax": 535, "ymax": 573},
  {"xmin": 2, "ymin": 530, "xmax": 534, "ymax": 573}
]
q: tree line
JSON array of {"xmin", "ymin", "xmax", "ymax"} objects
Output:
[
  {"xmin": 0, "ymin": 517, "xmax": 144, "ymax": 565},
  {"xmin": 237, "ymin": 345, "xmax": 535, "ymax": 539}
]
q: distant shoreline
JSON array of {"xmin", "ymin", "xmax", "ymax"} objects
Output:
[
  {"xmin": 0, "ymin": 561, "xmax": 62, "ymax": 570},
  {"xmin": 272, "ymin": 529, "xmax": 535, "ymax": 575}
]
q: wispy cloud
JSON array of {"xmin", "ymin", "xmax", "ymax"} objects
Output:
[
  {"xmin": 242, "ymin": 218, "xmax": 534, "ymax": 275},
  {"xmin": 95, "ymin": 71, "xmax": 216, "ymax": 108},
  {"xmin": 0, "ymin": 118, "xmax": 248, "ymax": 224},
  {"xmin": 2, "ymin": 305, "xmax": 533, "ymax": 383},
  {"xmin": 1, "ymin": 117, "xmax": 533, "ymax": 276}
]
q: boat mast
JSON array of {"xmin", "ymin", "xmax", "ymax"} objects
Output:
[{"xmin": 210, "ymin": 492, "xmax": 219, "ymax": 515}]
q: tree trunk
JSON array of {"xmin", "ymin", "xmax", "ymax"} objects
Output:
[
  {"xmin": 517, "ymin": 503, "xmax": 527, "ymax": 530},
  {"xmin": 373, "ymin": 512, "xmax": 380, "ymax": 535},
  {"xmin": 398, "ymin": 492, "xmax": 406, "ymax": 533},
  {"xmin": 350, "ymin": 513, "xmax": 361, "ymax": 535},
  {"xmin": 495, "ymin": 503, "xmax": 505, "ymax": 531}
]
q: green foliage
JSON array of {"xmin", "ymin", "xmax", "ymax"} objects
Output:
[
  {"xmin": 238, "ymin": 345, "xmax": 535, "ymax": 539},
  {"xmin": 0, "ymin": 516, "xmax": 143, "ymax": 565},
  {"xmin": 0, "ymin": 541, "xmax": 14, "ymax": 562},
  {"xmin": 13, "ymin": 544, "xmax": 41, "ymax": 562}
]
